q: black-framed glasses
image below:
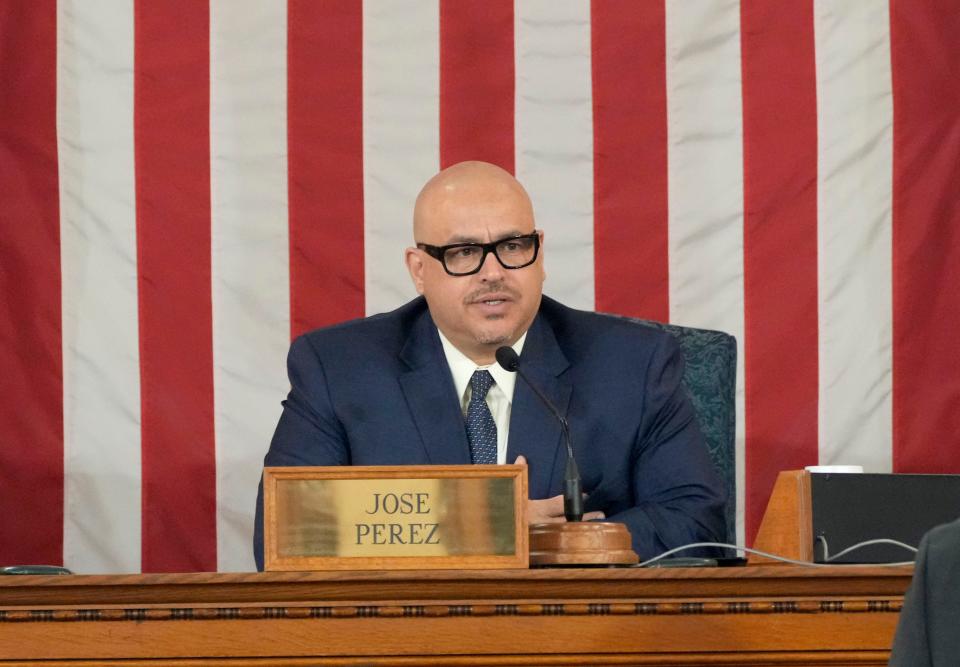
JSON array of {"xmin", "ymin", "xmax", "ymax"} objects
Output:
[{"xmin": 416, "ymin": 232, "xmax": 541, "ymax": 276}]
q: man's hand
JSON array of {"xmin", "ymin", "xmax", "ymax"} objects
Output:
[{"xmin": 515, "ymin": 456, "xmax": 605, "ymax": 523}]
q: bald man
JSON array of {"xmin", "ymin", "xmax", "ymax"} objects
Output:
[{"xmin": 254, "ymin": 162, "xmax": 726, "ymax": 570}]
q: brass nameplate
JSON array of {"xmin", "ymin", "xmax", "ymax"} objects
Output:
[{"xmin": 263, "ymin": 465, "xmax": 528, "ymax": 570}]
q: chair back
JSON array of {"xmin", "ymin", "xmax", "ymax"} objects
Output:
[{"xmin": 615, "ymin": 316, "xmax": 737, "ymax": 543}]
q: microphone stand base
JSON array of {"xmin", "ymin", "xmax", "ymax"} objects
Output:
[{"xmin": 529, "ymin": 521, "xmax": 639, "ymax": 567}]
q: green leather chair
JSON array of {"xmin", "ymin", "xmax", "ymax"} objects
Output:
[{"xmin": 611, "ymin": 315, "xmax": 737, "ymax": 543}]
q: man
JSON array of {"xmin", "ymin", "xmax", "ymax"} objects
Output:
[
  {"xmin": 888, "ymin": 517, "xmax": 960, "ymax": 665},
  {"xmin": 254, "ymin": 161, "xmax": 726, "ymax": 570}
]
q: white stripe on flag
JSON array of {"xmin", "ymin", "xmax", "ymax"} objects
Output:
[
  {"xmin": 363, "ymin": 1, "xmax": 440, "ymax": 316},
  {"xmin": 210, "ymin": 0, "xmax": 291, "ymax": 572},
  {"xmin": 664, "ymin": 0, "xmax": 746, "ymax": 542},
  {"xmin": 814, "ymin": 0, "xmax": 894, "ymax": 472},
  {"xmin": 514, "ymin": 0, "xmax": 595, "ymax": 310},
  {"xmin": 58, "ymin": 0, "xmax": 142, "ymax": 574}
]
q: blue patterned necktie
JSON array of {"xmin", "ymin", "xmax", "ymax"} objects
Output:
[{"xmin": 466, "ymin": 370, "xmax": 497, "ymax": 464}]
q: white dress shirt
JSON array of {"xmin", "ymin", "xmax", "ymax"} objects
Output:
[{"xmin": 437, "ymin": 330, "xmax": 527, "ymax": 464}]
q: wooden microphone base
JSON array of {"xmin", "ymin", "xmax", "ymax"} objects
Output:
[{"xmin": 529, "ymin": 521, "xmax": 640, "ymax": 566}]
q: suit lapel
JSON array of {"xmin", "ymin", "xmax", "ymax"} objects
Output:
[
  {"xmin": 398, "ymin": 309, "xmax": 472, "ymax": 465},
  {"xmin": 506, "ymin": 313, "xmax": 571, "ymax": 498}
]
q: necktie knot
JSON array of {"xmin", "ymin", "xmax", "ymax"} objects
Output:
[{"xmin": 470, "ymin": 370, "xmax": 494, "ymax": 400}]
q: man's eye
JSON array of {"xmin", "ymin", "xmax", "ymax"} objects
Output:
[
  {"xmin": 501, "ymin": 241, "xmax": 521, "ymax": 252},
  {"xmin": 455, "ymin": 246, "xmax": 479, "ymax": 257}
]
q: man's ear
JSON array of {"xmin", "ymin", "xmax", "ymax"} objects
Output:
[
  {"xmin": 537, "ymin": 229, "xmax": 546, "ymax": 283},
  {"xmin": 405, "ymin": 247, "xmax": 426, "ymax": 294}
]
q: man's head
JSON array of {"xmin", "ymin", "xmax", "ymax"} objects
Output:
[{"xmin": 405, "ymin": 161, "xmax": 545, "ymax": 365}]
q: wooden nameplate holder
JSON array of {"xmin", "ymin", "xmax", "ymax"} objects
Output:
[{"xmin": 263, "ymin": 465, "xmax": 528, "ymax": 571}]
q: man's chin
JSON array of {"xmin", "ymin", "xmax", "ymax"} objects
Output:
[{"xmin": 475, "ymin": 331, "xmax": 513, "ymax": 347}]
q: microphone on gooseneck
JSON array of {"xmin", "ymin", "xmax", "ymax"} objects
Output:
[{"xmin": 495, "ymin": 346, "xmax": 584, "ymax": 522}]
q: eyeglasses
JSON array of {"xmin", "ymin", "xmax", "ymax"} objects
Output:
[{"xmin": 416, "ymin": 232, "xmax": 541, "ymax": 276}]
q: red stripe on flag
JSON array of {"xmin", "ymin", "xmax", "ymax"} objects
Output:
[
  {"xmin": 135, "ymin": 1, "xmax": 216, "ymax": 572},
  {"xmin": 439, "ymin": 0, "xmax": 514, "ymax": 172},
  {"xmin": 0, "ymin": 1, "xmax": 64, "ymax": 566},
  {"xmin": 288, "ymin": 0, "xmax": 364, "ymax": 337},
  {"xmin": 590, "ymin": 1, "xmax": 669, "ymax": 321},
  {"xmin": 740, "ymin": 1, "xmax": 820, "ymax": 541},
  {"xmin": 891, "ymin": 0, "xmax": 960, "ymax": 473}
]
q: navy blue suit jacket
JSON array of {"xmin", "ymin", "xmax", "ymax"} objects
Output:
[{"xmin": 254, "ymin": 296, "xmax": 726, "ymax": 570}]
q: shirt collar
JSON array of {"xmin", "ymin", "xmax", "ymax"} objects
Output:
[{"xmin": 437, "ymin": 329, "xmax": 527, "ymax": 404}]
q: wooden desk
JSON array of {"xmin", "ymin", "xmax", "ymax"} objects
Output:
[{"xmin": 0, "ymin": 565, "xmax": 911, "ymax": 666}]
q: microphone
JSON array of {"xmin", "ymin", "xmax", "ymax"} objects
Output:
[{"xmin": 495, "ymin": 346, "xmax": 584, "ymax": 522}]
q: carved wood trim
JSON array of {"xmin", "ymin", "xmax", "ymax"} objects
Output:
[{"xmin": 0, "ymin": 597, "xmax": 902, "ymax": 623}]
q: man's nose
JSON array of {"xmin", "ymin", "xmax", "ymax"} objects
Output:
[{"xmin": 477, "ymin": 248, "xmax": 506, "ymax": 280}]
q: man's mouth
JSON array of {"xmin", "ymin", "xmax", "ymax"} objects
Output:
[
  {"xmin": 469, "ymin": 294, "xmax": 512, "ymax": 307},
  {"xmin": 466, "ymin": 284, "xmax": 518, "ymax": 307}
]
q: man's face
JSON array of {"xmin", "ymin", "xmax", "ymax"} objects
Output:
[{"xmin": 406, "ymin": 174, "xmax": 545, "ymax": 365}]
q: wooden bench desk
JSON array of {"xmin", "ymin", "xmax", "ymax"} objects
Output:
[{"xmin": 0, "ymin": 565, "xmax": 911, "ymax": 665}]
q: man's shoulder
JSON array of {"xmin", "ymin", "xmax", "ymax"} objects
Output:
[
  {"xmin": 924, "ymin": 517, "xmax": 960, "ymax": 558},
  {"xmin": 539, "ymin": 295, "xmax": 676, "ymax": 352}
]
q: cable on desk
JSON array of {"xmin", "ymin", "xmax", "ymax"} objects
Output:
[{"xmin": 637, "ymin": 540, "xmax": 917, "ymax": 568}]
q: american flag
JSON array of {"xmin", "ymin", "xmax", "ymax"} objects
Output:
[{"xmin": 1, "ymin": 0, "xmax": 958, "ymax": 573}]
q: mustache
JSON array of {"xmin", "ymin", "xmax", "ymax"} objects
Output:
[{"xmin": 463, "ymin": 283, "xmax": 519, "ymax": 304}]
